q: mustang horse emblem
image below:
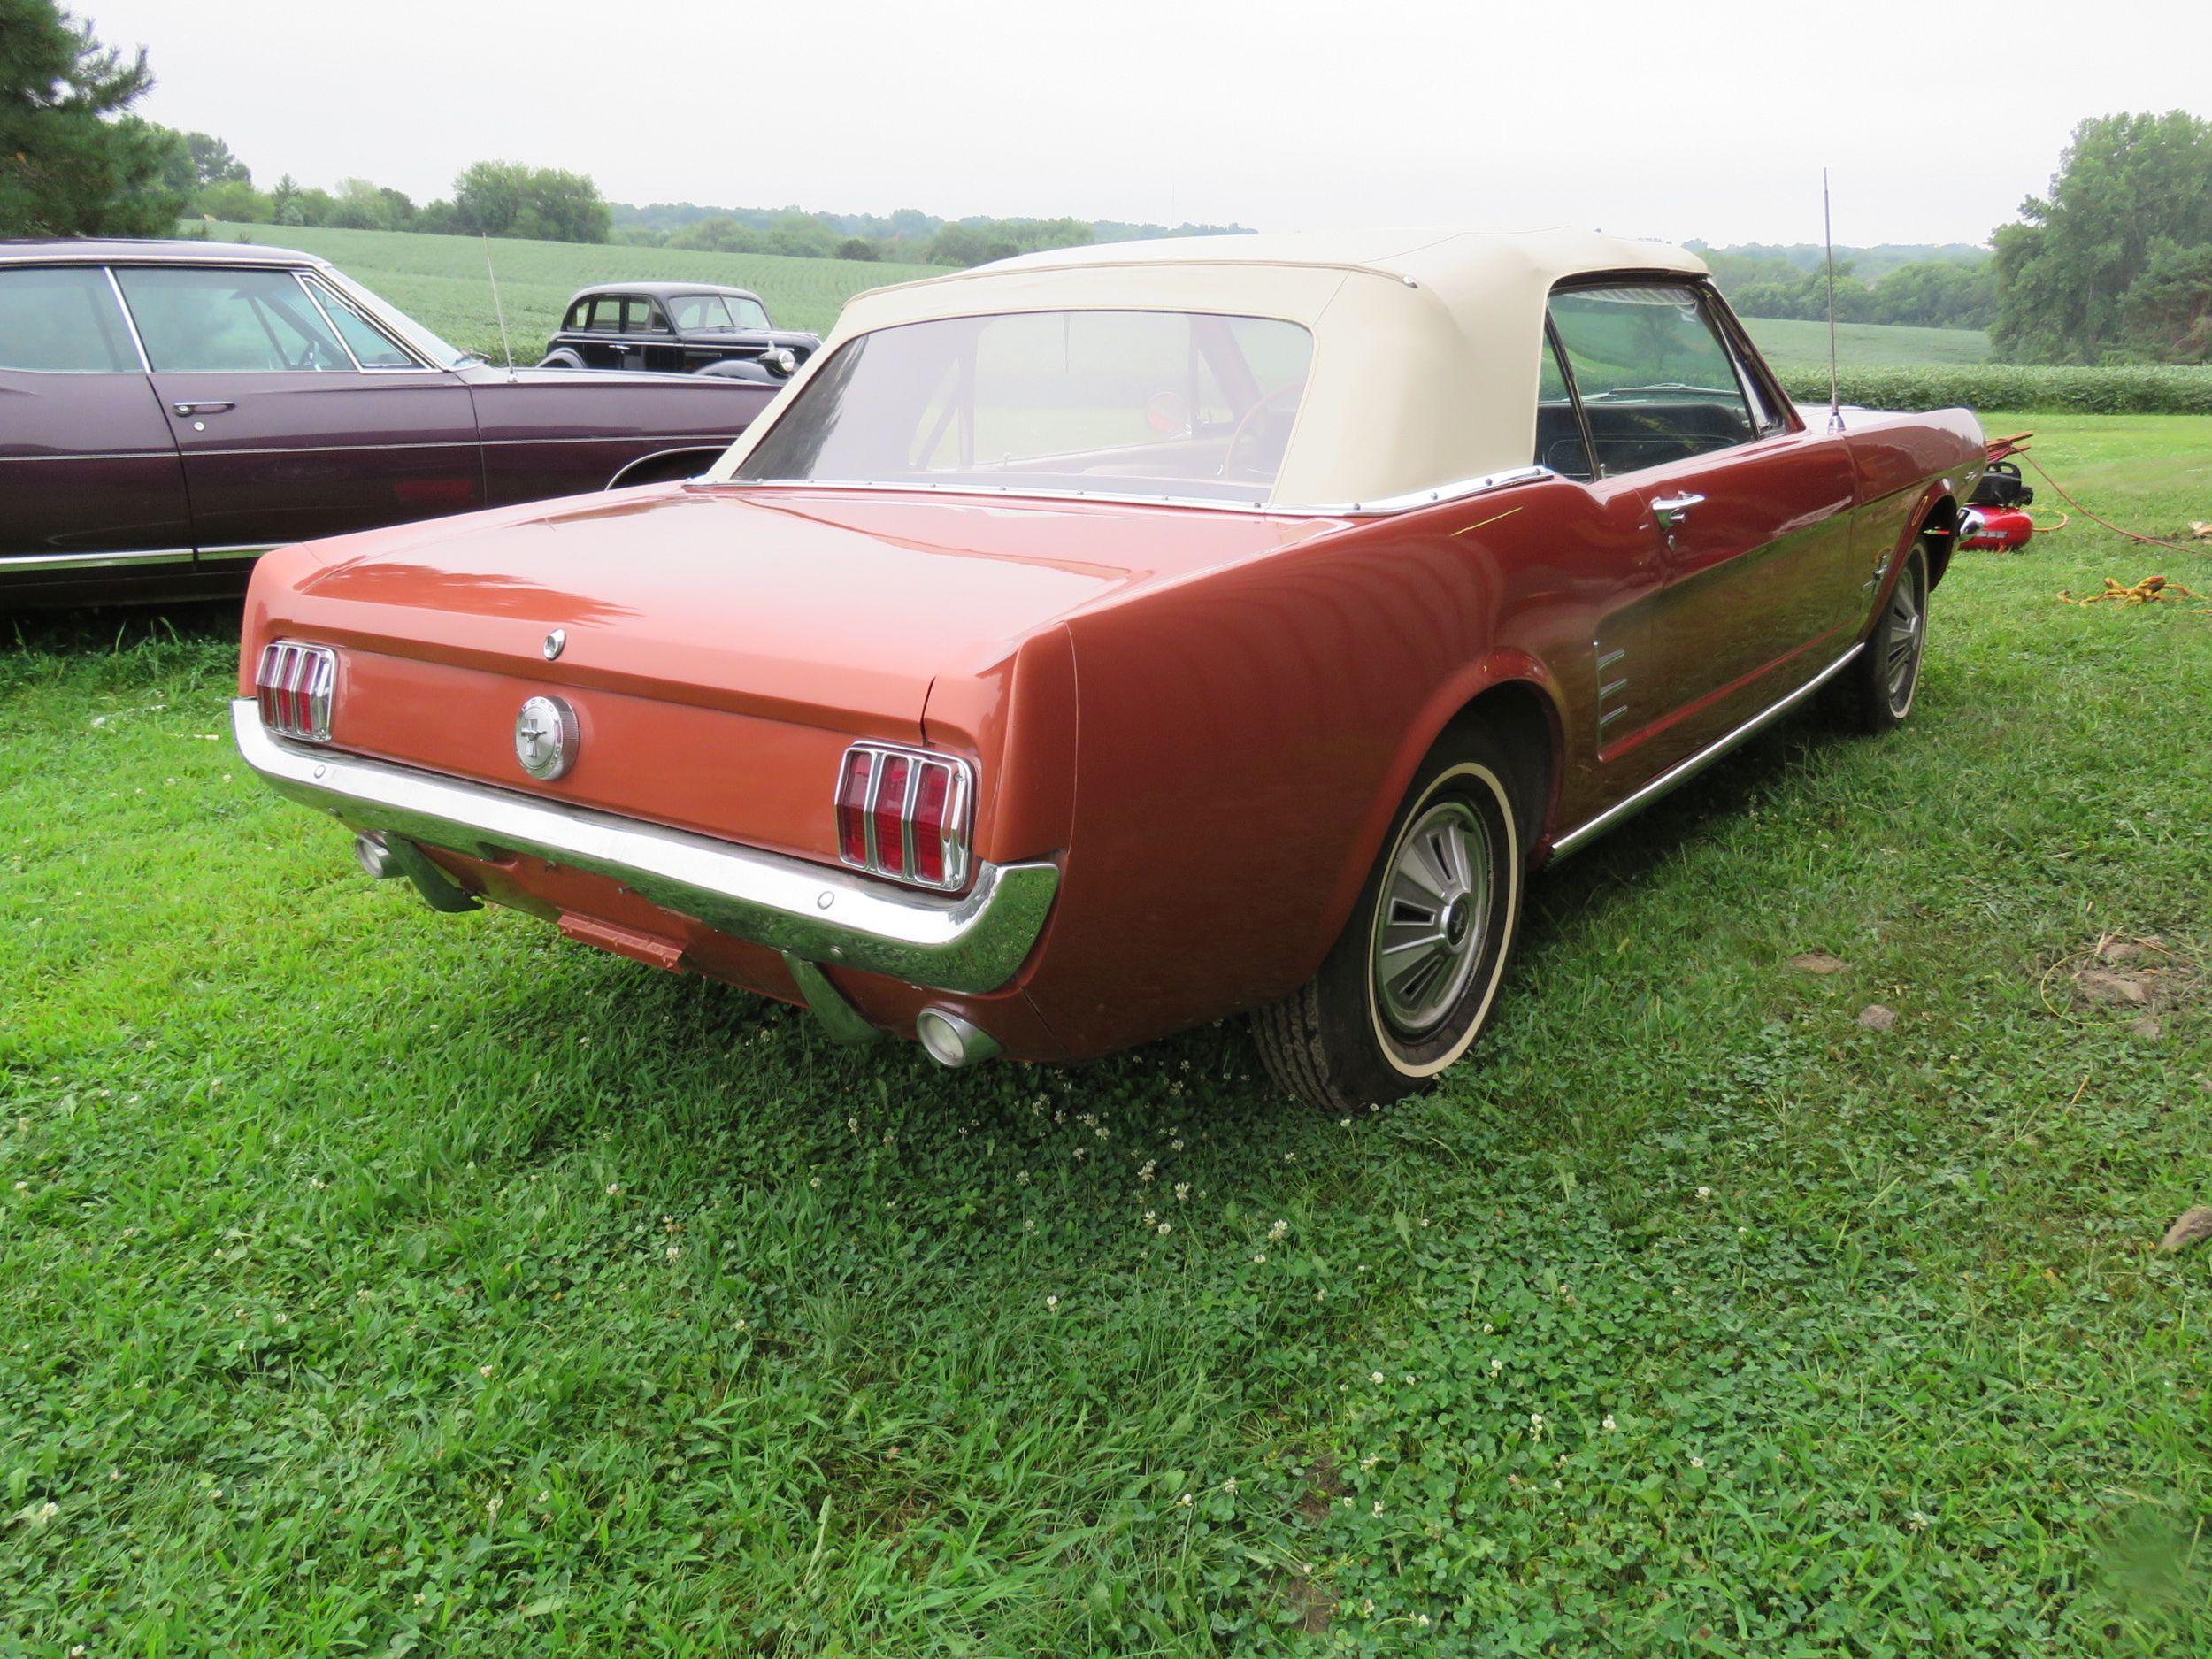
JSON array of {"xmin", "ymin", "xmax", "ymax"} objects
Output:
[{"xmin": 513, "ymin": 695, "xmax": 579, "ymax": 780}]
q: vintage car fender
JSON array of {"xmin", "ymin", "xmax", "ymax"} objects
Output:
[{"xmin": 1317, "ymin": 649, "xmax": 1567, "ymax": 943}]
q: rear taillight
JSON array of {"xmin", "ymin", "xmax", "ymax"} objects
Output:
[
  {"xmin": 255, "ymin": 641, "xmax": 336, "ymax": 742},
  {"xmin": 833, "ymin": 743, "xmax": 972, "ymax": 891}
]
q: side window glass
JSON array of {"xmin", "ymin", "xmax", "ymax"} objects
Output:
[
  {"xmin": 116, "ymin": 266, "xmax": 351, "ymax": 373},
  {"xmin": 0, "ymin": 266, "xmax": 138, "ymax": 373},
  {"xmin": 587, "ymin": 297, "xmax": 622, "ymax": 331},
  {"xmin": 625, "ymin": 299, "xmax": 664, "ymax": 335},
  {"xmin": 1533, "ymin": 330, "xmax": 1594, "ymax": 481},
  {"xmin": 1546, "ymin": 284, "xmax": 1755, "ymax": 474},
  {"xmin": 306, "ymin": 278, "xmax": 416, "ymax": 368}
]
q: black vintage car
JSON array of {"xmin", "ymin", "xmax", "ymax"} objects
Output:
[{"xmin": 537, "ymin": 282, "xmax": 823, "ymax": 381}]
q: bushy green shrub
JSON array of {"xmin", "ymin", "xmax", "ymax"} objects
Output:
[{"xmin": 1774, "ymin": 363, "xmax": 2212, "ymax": 414}]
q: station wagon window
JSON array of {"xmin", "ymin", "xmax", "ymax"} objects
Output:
[
  {"xmin": 733, "ymin": 310, "xmax": 1315, "ymax": 505},
  {"xmin": 1546, "ymin": 283, "xmax": 1755, "ymax": 474},
  {"xmin": 303, "ymin": 276, "xmax": 419, "ymax": 368},
  {"xmin": 0, "ymin": 266, "xmax": 139, "ymax": 373},
  {"xmin": 114, "ymin": 265, "xmax": 352, "ymax": 373}
]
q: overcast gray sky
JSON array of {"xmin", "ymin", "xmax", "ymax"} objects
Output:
[{"xmin": 81, "ymin": 0, "xmax": 2211, "ymax": 247}]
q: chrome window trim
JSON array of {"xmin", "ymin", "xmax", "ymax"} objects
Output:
[
  {"xmin": 691, "ymin": 465, "xmax": 1555, "ymax": 519},
  {"xmin": 232, "ymin": 701, "xmax": 1056, "ymax": 994},
  {"xmin": 103, "ymin": 265, "xmax": 152, "ymax": 373},
  {"xmin": 1549, "ymin": 642, "xmax": 1863, "ymax": 858},
  {"xmin": 297, "ymin": 272, "xmax": 436, "ymax": 373},
  {"xmin": 286, "ymin": 271, "xmax": 365, "ymax": 373}
]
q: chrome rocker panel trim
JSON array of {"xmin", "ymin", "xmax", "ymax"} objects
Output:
[
  {"xmin": 232, "ymin": 700, "xmax": 1058, "ymax": 994},
  {"xmin": 1548, "ymin": 642, "xmax": 1863, "ymax": 859}
]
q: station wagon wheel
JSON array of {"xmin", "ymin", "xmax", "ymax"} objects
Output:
[
  {"xmin": 1832, "ymin": 541, "xmax": 1930, "ymax": 733},
  {"xmin": 1253, "ymin": 726, "xmax": 1525, "ymax": 1113}
]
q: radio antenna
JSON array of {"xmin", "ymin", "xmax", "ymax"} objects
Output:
[
  {"xmin": 482, "ymin": 234, "xmax": 515, "ymax": 379},
  {"xmin": 1823, "ymin": 169, "xmax": 1841, "ymax": 434}
]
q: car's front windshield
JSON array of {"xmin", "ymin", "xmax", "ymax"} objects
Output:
[
  {"xmin": 669, "ymin": 294, "xmax": 772, "ymax": 332},
  {"xmin": 320, "ymin": 268, "xmax": 478, "ymax": 368},
  {"xmin": 731, "ymin": 310, "xmax": 1313, "ymax": 504}
]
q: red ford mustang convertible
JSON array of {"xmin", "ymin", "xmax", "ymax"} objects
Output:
[{"xmin": 237, "ymin": 229, "xmax": 1985, "ymax": 1110}]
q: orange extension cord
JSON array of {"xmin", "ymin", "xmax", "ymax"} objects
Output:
[{"xmin": 2015, "ymin": 449, "xmax": 2207, "ymax": 556}]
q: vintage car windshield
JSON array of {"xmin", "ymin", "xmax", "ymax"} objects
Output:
[
  {"xmin": 733, "ymin": 310, "xmax": 1314, "ymax": 504},
  {"xmin": 669, "ymin": 293, "xmax": 771, "ymax": 332}
]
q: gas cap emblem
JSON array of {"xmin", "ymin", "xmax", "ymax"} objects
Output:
[
  {"xmin": 542, "ymin": 627, "xmax": 566, "ymax": 661},
  {"xmin": 514, "ymin": 695, "xmax": 579, "ymax": 780}
]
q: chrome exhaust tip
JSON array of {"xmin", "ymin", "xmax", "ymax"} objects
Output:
[
  {"xmin": 915, "ymin": 1007, "xmax": 1002, "ymax": 1069},
  {"xmin": 353, "ymin": 833, "xmax": 400, "ymax": 879}
]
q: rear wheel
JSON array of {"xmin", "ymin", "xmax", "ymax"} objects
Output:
[
  {"xmin": 1834, "ymin": 543, "xmax": 1929, "ymax": 733},
  {"xmin": 1252, "ymin": 727, "xmax": 1525, "ymax": 1112}
]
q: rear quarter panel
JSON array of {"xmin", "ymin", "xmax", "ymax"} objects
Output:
[{"xmin": 1018, "ymin": 479, "xmax": 1633, "ymax": 1058}]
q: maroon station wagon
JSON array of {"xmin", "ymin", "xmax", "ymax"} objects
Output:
[{"xmin": 0, "ymin": 240, "xmax": 776, "ymax": 606}]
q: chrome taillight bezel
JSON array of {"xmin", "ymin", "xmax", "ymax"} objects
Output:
[
  {"xmin": 835, "ymin": 743, "xmax": 974, "ymax": 892},
  {"xmin": 255, "ymin": 641, "xmax": 336, "ymax": 743}
]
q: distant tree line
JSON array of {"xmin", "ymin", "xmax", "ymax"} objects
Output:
[
  {"xmin": 610, "ymin": 201, "xmax": 1250, "ymax": 266},
  {"xmin": 1700, "ymin": 246, "xmax": 1997, "ymax": 331},
  {"xmin": 185, "ymin": 158, "xmax": 611, "ymax": 243}
]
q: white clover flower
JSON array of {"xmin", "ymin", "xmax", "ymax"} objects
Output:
[
  {"xmin": 1371, "ymin": 1500, "xmax": 1384, "ymax": 1517},
  {"xmin": 1268, "ymin": 1218, "xmax": 1288, "ymax": 1241},
  {"xmin": 35, "ymin": 1500, "xmax": 58, "ymax": 1521},
  {"xmin": 1907, "ymin": 1509, "xmax": 1932, "ymax": 1532},
  {"xmin": 1176, "ymin": 1491, "xmax": 1193, "ymax": 1508},
  {"xmin": 605, "ymin": 1182, "xmax": 622, "ymax": 1196},
  {"xmin": 1045, "ymin": 1294, "xmax": 1059, "ymax": 1311},
  {"xmin": 1156, "ymin": 1222, "xmax": 1171, "ymax": 1235},
  {"xmin": 1696, "ymin": 1186, "xmax": 1712, "ymax": 1200},
  {"xmin": 1602, "ymin": 1414, "xmax": 1617, "ymax": 1432},
  {"xmin": 664, "ymin": 1245, "xmax": 681, "ymax": 1261},
  {"xmin": 1221, "ymin": 1477, "xmax": 1238, "ymax": 1493},
  {"xmin": 1490, "ymin": 1358, "xmax": 1503, "ymax": 1373},
  {"xmin": 1252, "ymin": 1252, "xmax": 1266, "ymax": 1263},
  {"xmin": 1371, "ymin": 1371, "xmax": 1386, "ymax": 1385},
  {"xmin": 1016, "ymin": 1171, "xmax": 1031, "ymax": 1186},
  {"xmin": 478, "ymin": 1364, "xmax": 493, "ymax": 1378},
  {"xmin": 1173, "ymin": 1182, "xmax": 1190, "ymax": 1202},
  {"xmin": 1689, "ymin": 1456, "xmax": 1705, "ymax": 1470}
]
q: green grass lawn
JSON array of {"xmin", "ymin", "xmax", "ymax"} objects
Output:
[
  {"xmin": 196, "ymin": 222, "xmax": 1992, "ymax": 374},
  {"xmin": 4, "ymin": 414, "xmax": 2208, "ymax": 1655}
]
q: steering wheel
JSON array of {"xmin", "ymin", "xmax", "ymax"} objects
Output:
[{"xmin": 1218, "ymin": 386, "xmax": 1304, "ymax": 480}]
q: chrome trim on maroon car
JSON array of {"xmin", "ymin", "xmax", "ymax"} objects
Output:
[
  {"xmin": 1549, "ymin": 642, "xmax": 1863, "ymax": 858},
  {"xmin": 231, "ymin": 702, "xmax": 1058, "ymax": 995}
]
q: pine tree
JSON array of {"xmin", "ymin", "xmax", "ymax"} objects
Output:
[{"xmin": 0, "ymin": 0, "xmax": 188, "ymax": 236}]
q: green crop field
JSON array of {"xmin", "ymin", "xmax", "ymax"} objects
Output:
[
  {"xmin": 1742, "ymin": 314, "xmax": 1991, "ymax": 369},
  {"xmin": 196, "ymin": 223, "xmax": 1993, "ymax": 374},
  {"xmin": 197, "ymin": 222, "xmax": 945, "ymax": 362},
  {"xmin": 4, "ymin": 412, "xmax": 2209, "ymax": 1653}
]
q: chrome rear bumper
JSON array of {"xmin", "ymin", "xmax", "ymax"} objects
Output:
[{"xmin": 231, "ymin": 700, "xmax": 1058, "ymax": 995}]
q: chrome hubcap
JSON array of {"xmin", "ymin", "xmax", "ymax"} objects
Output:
[
  {"xmin": 1373, "ymin": 800, "xmax": 1491, "ymax": 1038},
  {"xmin": 1886, "ymin": 570, "xmax": 1924, "ymax": 714}
]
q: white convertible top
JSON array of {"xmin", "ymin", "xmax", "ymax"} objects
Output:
[{"xmin": 707, "ymin": 228, "xmax": 1711, "ymax": 510}]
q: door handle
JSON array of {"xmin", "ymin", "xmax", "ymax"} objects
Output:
[
  {"xmin": 172, "ymin": 401, "xmax": 235, "ymax": 417},
  {"xmin": 1651, "ymin": 491, "xmax": 1705, "ymax": 528}
]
